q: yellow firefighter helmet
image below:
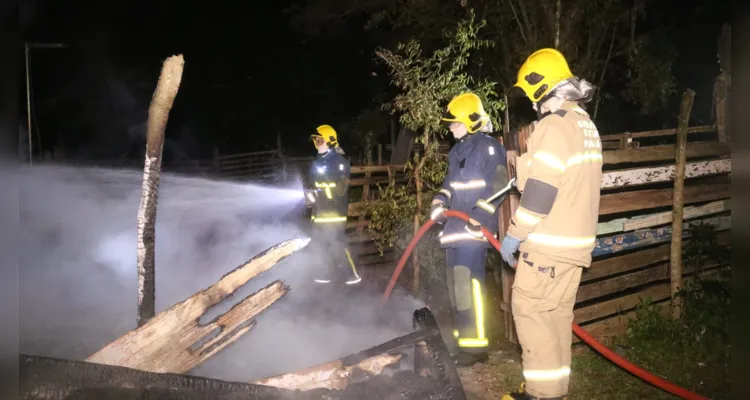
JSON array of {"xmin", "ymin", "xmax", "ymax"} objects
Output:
[
  {"xmin": 514, "ymin": 48, "xmax": 575, "ymax": 102},
  {"xmin": 311, "ymin": 124, "xmax": 339, "ymax": 148},
  {"xmin": 441, "ymin": 92, "xmax": 490, "ymax": 134}
]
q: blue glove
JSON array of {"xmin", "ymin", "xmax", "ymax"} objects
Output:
[
  {"xmin": 464, "ymin": 219, "xmax": 484, "ymax": 238},
  {"xmin": 500, "ymin": 235, "xmax": 522, "ymax": 267}
]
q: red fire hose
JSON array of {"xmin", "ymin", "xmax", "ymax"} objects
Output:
[{"xmin": 379, "ymin": 209, "xmax": 710, "ymax": 400}]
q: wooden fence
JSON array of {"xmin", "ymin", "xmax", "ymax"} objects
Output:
[
  {"xmin": 343, "ymin": 164, "xmax": 408, "ymax": 278},
  {"xmin": 497, "ymin": 123, "xmax": 731, "ymax": 344}
]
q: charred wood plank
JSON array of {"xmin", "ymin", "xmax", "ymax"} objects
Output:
[
  {"xmin": 19, "ymin": 354, "xmax": 297, "ymax": 400},
  {"xmin": 87, "ymin": 238, "xmax": 309, "ymax": 374}
]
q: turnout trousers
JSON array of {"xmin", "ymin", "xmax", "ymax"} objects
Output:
[
  {"xmin": 310, "ymin": 221, "xmax": 361, "ymax": 285},
  {"xmin": 511, "ymin": 251, "xmax": 584, "ymax": 398},
  {"xmin": 445, "ymin": 246, "xmax": 489, "ymax": 354}
]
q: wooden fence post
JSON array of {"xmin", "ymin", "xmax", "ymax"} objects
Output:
[
  {"xmin": 620, "ymin": 132, "xmax": 632, "ymax": 149},
  {"xmin": 137, "ymin": 54, "xmax": 184, "ymax": 327},
  {"xmin": 670, "ymin": 89, "xmax": 696, "ymax": 319},
  {"xmin": 377, "ymin": 144, "xmax": 383, "ymax": 165}
]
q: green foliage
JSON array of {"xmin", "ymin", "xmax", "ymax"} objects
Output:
[
  {"xmin": 362, "ymin": 12, "xmax": 503, "ymax": 260},
  {"xmin": 608, "ymin": 224, "xmax": 731, "ymax": 399},
  {"xmin": 363, "ymin": 140, "xmax": 447, "ymax": 253},
  {"xmin": 374, "ymin": 9, "xmax": 505, "ymax": 138},
  {"xmin": 683, "ymin": 221, "xmax": 730, "ymax": 270}
]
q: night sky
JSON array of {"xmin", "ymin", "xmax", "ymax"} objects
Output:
[{"xmin": 20, "ymin": 0, "xmax": 729, "ymax": 162}]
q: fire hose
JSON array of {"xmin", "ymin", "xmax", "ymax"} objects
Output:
[{"xmin": 379, "ymin": 209, "xmax": 710, "ymax": 400}]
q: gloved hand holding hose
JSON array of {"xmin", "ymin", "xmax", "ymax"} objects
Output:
[
  {"xmin": 430, "ymin": 200, "xmax": 448, "ymax": 225},
  {"xmin": 500, "ymin": 235, "xmax": 522, "ymax": 266}
]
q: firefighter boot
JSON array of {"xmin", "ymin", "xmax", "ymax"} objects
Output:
[{"xmin": 500, "ymin": 383, "xmax": 567, "ymax": 400}]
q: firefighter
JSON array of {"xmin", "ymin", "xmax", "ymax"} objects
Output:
[
  {"xmin": 304, "ymin": 125, "xmax": 361, "ymax": 286},
  {"xmin": 430, "ymin": 92, "xmax": 509, "ymax": 366},
  {"xmin": 499, "ymin": 48, "xmax": 603, "ymax": 400}
]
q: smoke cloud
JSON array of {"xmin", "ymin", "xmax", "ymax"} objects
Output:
[{"xmin": 19, "ymin": 164, "xmax": 422, "ymax": 382}]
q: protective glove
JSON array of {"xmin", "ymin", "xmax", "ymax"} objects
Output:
[
  {"xmin": 500, "ymin": 235, "xmax": 522, "ymax": 267},
  {"xmin": 430, "ymin": 201, "xmax": 448, "ymax": 225},
  {"xmin": 464, "ymin": 218, "xmax": 484, "ymax": 239},
  {"xmin": 304, "ymin": 190, "xmax": 316, "ymax": 208}
]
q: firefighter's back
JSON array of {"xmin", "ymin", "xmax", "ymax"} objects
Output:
[{"xmin": 520, "ymin": 104, "xmax": 603, "ymax": 266}]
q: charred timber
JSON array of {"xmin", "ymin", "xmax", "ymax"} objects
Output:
[
  {"xmin": 87, "ymin": 237, "xmax": 309, "ymax": 374},
  {"xmin": 19, "ymin": 354, "xmax": 298, "ymax": 400},
  {"xmin": 255, "ymin": 308, "xmax": 467, "ymax": 400}
]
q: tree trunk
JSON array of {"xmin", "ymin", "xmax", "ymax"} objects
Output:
[
  {"xmin": 137, "ymin": 55, "xmax": 185, "ymax": 327},
  {"xmin": 88, "ymin": 238, "xmax": 308, "ymax": 374},
  {"xmin": 412, "ymin": 129, "xmax": 430, "ymax": 294},
  {"xmin": 670, "ymin": 89, "xmax": 695, "ymax": 319}
]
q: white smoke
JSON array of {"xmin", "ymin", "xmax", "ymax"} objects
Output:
[{"xmin": 18, "ymin": 164, "xmax": 421, "ymax": 382}]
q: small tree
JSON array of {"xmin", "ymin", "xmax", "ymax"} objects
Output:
[{"xmin": 365, "ymin": 10, "xmax": 504, "ymax": 294}]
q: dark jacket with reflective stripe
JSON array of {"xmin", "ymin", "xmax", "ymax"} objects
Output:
[
  {"xmin": 433, "ymin": 132, "xmax": 508, "ymax": 248},
  {"xmin": 308, "ymin": 150, "xmax": 351, "ymax": 223}
]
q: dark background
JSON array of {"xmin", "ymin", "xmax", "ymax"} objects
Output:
[{"xmin": 20, "ymin": 0, "xmax": 729, "ymax": 161}]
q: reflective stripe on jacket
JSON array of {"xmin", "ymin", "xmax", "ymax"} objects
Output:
[
  {"xmin": 433, "ymin": 132, "xmax": 508, "ymax": 248},
  {"xmin": 309, "ymin": 150, "xmax": 351, "ymax": 223},
  {"xmin": 508, "ymin": 102, "xmax": 603, "ymax": 266}
]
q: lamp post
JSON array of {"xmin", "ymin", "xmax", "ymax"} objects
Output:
[{"xmin": 24, "ymin": 41, "xmax": 66, "ymax": 165}]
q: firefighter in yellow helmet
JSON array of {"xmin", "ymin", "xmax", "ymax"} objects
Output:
[
  {"xmin": 499, "ymin": 49, "xmax": 603, "ymax": 400},
  {"xmin": 304, "ymin": 125, "xmax": 361, "ymax": 286},
  {"xmin": 430, "ymin": 92, "xmax": 509, "ymax": 366}
]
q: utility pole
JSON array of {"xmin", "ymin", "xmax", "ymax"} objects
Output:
[{"xmin": 24, "ymin": 41, "xmax": 66, "ymax": 165}]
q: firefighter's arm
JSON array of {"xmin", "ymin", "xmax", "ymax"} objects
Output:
[
  {"xmin": 507, "ymin": 119, "xmax": 566, "ymax": 241},
  {"xmin": 305, "ymin": 163, "xmax": 319, "ymax": 206},
  {"xmin": 467, "ymin": 140, "xmax": 508, "ymax": 227}
]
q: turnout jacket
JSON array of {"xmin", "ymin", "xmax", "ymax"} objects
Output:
[
  {"xmin": 508, "ymin": 102, "xmax": 603, "ymax": 267},
  {"xmin": 432, "ymin": 132, "xmax": 508, "ymax": 248},
  {"xmin": 308, "ymin": 150, "xmax": 351, "ymax": 224}
]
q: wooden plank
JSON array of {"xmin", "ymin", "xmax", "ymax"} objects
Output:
[
  {"xmin": 575, "ymin": 283, "xmax": 670, "ymax": 324},
  {"xmin": 599, "ymin": 124, "xmax": 714, "ymax": 142},
  {"xmin": 86, "ymin": 238, "xmax": 309, "ymax": 373},
  {"xmin": 572, "ymin": 268, "xmax": 723, "ymax": 343},
  {"xmin": 217, "ymin": 149, "xmax": 280, "ymax": 160},
  {"xmin": 582, "ymin": 230, "xmax": 729, "ymax": 283},
  {"xmin": 577, "ymin": 257, "xmax": 723, "ymax": 304},
  {"xmin": 578, "ymin": 263, "xmax": 670, "ymax": 303},
  {"xmin": 603, "ymin": 141, "xmax": 730, "ymax": 165},
  {"xmin": 621, "ymin": 199, "xmax": 729, "ymax": 232},
  {"xmin": 572, "ymin": 302, "xmax": 671, "ymax": 344},
  {"xmin": 576, "ymin": 265, "xmax": 724, "ymax": 324},
  {"xmin": 592, "ymin": 215, "xmax": 730, "ymax": 257},
  {"xmin": 601, "ymin": 159, "xmax": 730, "ymax": 190},
  {"xmin": 349, "ymin": 175, "xmax": 407, "ymax": 187},
  {"xmin": 351, "ymin": 165, "xmax": 406, "ymax": 174},
  {"xmin": 599, "ymin": 182, "xmax": 729, "ymax": 215},
  {"xmin": 595, "ymin": 199, "xmax": 729, "ymax": 235}
]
